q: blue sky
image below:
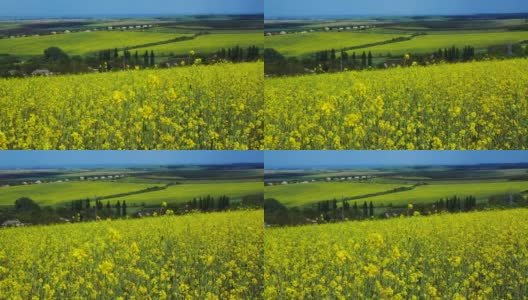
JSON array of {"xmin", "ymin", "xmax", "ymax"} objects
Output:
[
  {"xmin": 0, "ymin": 151, "xmax": 263, "ymax": 168},
  {"xmin": 265, "ymin": 151, "xmax": 528, "ymax": 169},
  {"xmin": 1, "ymin": 0, "xmax": 263, "ymax": 17},
  {"xmin": 265, "ymin": 0, "xmax": 528, "ymax": 18}
]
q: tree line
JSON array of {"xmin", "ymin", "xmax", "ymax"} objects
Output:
[
  {"xmin": 317, "ymin": 199, "xmax": 375, "ymax": 221},
  {"xmin": 264, "ymin": 42, "xmax": 528, "ymax": 76},
  {"xmin": 215, "ymin": 45, "xmax": 261, "ymax": 62},
  {"xmin": 97, "ymin": 48, "xmax": 156, "ymax": 71},
  {"xmin": 1, "ymin": 44, "xmax": 263, "ymax": 78},
  {"xmin": 433, "ymin": 195, "xmax": 477, "ymax": 212}
]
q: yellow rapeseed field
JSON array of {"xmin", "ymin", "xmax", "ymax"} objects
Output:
[
  {"xmin": 265, "ymin": 209, "xmax": 528, "ymax": 299},
  {"xmin": 0, "ymin": 210, "xmax": 263, "ymax": 299},
  {"xmin": 0, "ymin": 62, "xmax": 263, "ymax": 150},
  {"xmin": 265, "ymin": 59, "xmax": 528, "ymax": 149}
]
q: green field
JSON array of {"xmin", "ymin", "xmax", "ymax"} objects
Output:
[
  {"xmin": 353, "ymin": 31, "xmax": 528, "ymax": 56},
  {"xmin": 112, "ymin": 181, "xmax": 263, "ymax": 204},
  {"xmin": 0, "ymin": 31, "xmax": 188, "ymax": 56},
  {"xmin": 364, "ymin": 181, "xmax": 528, "ymax": 206},
  {"xmin": 266, "ymin": 180, "xmax": 528, "ymax": 208},
  {"xmin": 0, "ymin": 180, "xmax": 263, "ymax": 207},
  {"xmin": 265, "ymin": 182, "xmax": 410, "ymax": 207},
  {"xmin": 0, "ymin": 181, "xmax": 160, "ymax": 206},
  {"xmin": 265, "ymin": 32, "xmax": 408, "ymax": 57},
  {"xmin": 137, "ymin": 32, "xmax": 263, "ymax": 56}
]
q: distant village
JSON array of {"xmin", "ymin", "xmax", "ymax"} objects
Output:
[
  {"xmin": 0, "ymin": 24, "xmax": 155, "ymax": 39},
  {"xmin": 0, "ymin": 174, "xmax": 127, "ymax": 188},
  {"xmin": 265, "ymin": 174, "xmax": 376, "ymax": 186},
  {"xmin": 265, "ymin": 24, "xmax": 374, "ymax": 36}
]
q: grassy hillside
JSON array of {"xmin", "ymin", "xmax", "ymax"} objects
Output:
[
  {"xmin": 112, "ymin": 181, "xmax": 263, "ymax": 205},
  {"xmin": 0, "ymin": 31, "xmax": 189, "ymax": 56},
  {"xmin": 353, "ymin": 31, "xmax": 528, "ymax": 56},
  {"xmin": 138, "ymin": 32, "xmax": 263, "ymax": 56},
  {"xmin": 265, "ymin": 32, "xmax": 408, "ymax": 57},
  {"xmin": 265, "ymin": 182, "xmax": 410, "ymax": 207},
  {"xmin": 265, "ymin": 209, "xmax": 528, "ymax": 299},
  {"xmin": 0, "ymin": 181, "xmax": 159, "ymax": 206}
]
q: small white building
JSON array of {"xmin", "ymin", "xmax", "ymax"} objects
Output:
[
  {"xmin": 281, "ymin": 181, "xmax": 288, "ymax": 185},
  {"xmin": 2, "ymin": 219, "xmax": 23, "ymax": 227},
  {"xmin": 31, "ymin": 69, "xmax": 52, "ymax": 76}
]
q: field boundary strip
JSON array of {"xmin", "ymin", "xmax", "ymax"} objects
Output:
[{"xmin": 340, "ymin": 33, "xmax": 420, "ymax": 52}]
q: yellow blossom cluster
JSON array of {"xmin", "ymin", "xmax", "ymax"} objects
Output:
[
  {"xmin": 0, "ymin": 210, "xmax": 263, "ymax": 299},
  {"xmin": 265, "ymin": 59, "xmax": 528, "ymax": 149},
  {"xmin": 0, "ymin": 62, "xmax": 263, "ymax": 150},
  {"xmin": 264, "ymin": 209, "xmax": 528, "ymax": 299}
]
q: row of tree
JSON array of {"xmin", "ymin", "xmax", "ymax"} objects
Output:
[
  {"xmin": 1, "ymin": 43, "xmax": 263, "ymax": 77},
  {"xmin": 265, "ymin": 42, "xmax": 528, "ymax": 76},
  {"xmin": 433, "ymin": 46, "xmax": 476, "ymax": 62},
  {"xmin": 215, "ymin": 45, "xmax": 261, "ymax": 62},
  {"xmin": 97, "ymin": 48, "xmax": 156, "ymax": 70},
  {"xmin": 433, "ymin": 195, "xmax": 478, "ymax": 212},
  {"xmin": 186, "ymin": 195, "xmax": 231, "ymax": 212},
  {"xmin": 70, "ymin": 199, "xmax": 127, "ymax": 219},
  {"xmin": 317, "ymin": 199, "xmax": 375, "ymax": 220}
]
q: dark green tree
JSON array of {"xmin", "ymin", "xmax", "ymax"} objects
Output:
[
  {"xmin": 361, "ymin": 51, "xmax": 367, "ymax": 68},
  {"xmin": 115, "ymin": 201, "xmax": 121, "ymax": 216},
  {"xmin": 122, "ymin": 201, "xmax": 127, "ymax": 216},
  {"xmin": 144, "ymin": 51, "xmax": 149, "ymax": 65}
]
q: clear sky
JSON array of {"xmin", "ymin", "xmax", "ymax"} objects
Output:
[
  {"xmin": 265, "ymin": 151, "xmax": 528, "ymax": 169},
  {"xmin": 265, "ymin": 0, "xmax": 528, "ymax": 18},
  {"xmin": 0, "ymin": 151, "xmax": 263, "ymax": 168},
  {"xmin": 1, "ymin": 0, "xmax": 263, "ymax": 17}
]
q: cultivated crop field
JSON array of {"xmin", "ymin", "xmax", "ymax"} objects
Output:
[
  {"xmin": 0, "ymin": 62, "xmax": 263, "ymax": 150},
  {"xmin": 365, "ymin": 181, "xmax": 528, "ymax": 206},
  {"xmin": 265, "ymin": 59, "xmax": 528, "ymax": 150},
  {"xmin": 0, "ymin": 210, "xmax": 264, "ymax": 299},
  {"xmin": 112, "ymin": 181, "xmax": 263, "ymax": 205},
  {"xmin": 0, "ymin": 31, "xmax": 189, "ymax": 56},
  {"xmin": 265, "ymin": 32, "xmax": 408, "ymax": 57},
  {"xmin": 265, "ymin": 180, "xmax": 528, "ymax": 207},
  {"xmin": 353, "ymin": 31, "xmax": 528, "ymax": 56},
  {"xmin": 0, "ymin": 180, "xmax": 262, "ymax": 207},
  {"xmin": 265, "ymin": 182, "xmax": 410, "ymax": 207},
  {"xmin": 0, "ymin": 181, "xmax": 160, "ymax": 206},
  {"xmin": 141, "ymin": 32, "xmax": 263, "ymax": 56},
  {"xmin": 265, "ymin": 209, "xmax": 528, "ymax": 299}
]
